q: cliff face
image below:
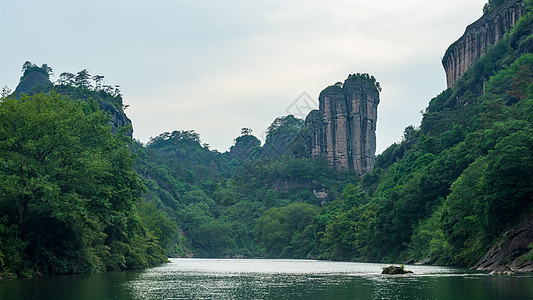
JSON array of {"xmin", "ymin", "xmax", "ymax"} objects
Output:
[
  {"xmin": 95, "ymin": 98, "xmax": 133, "ymax": 136},
  {"xmin": 442, "ymin": 0, "xmax": 526, "ymax": 89},
  {"xmin": 13, "ymin": 71, "xmax": 132, "ymax": 137},
  {"xmin": 473, "ymin": 212, "xmax": 533, "ymax": 274},
  {"xmin": 305, "ymin": 110, "xmax": 326, "ymax": 158},
  {"xmin": 13, "ymin": 71, "xmax": 52, "ymax": 95},
  {"xmin": 304, "ymin": 75, "xmax": 379, "ymax": 175}
]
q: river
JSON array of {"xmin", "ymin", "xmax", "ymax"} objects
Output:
[{"xmin": 1, "ymin": 258, "xmax": 532, "ymax": 299}]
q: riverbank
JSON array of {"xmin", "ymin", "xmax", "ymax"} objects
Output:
[{"xmin": 473, "ymin": 212, "xmax": 533, "ymax": 275}]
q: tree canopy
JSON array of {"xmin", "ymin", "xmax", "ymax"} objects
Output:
[{"xmin": 0, "ymin": 92, "xmax": 168, "ymax": 277}]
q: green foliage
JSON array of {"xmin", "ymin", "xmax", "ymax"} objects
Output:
[
  {"xmin": 483, "ymin": 0, "xmax": 507, "ymax": 14},
  {"xmin": 18, "ymin": 62, "xmax": 124, "ymax": 112},
  {"xmin": 265, "ymin": 115, "xmax": 305, "ymax": 140},
  {"xmin": 254, "ymin": 202, "xmax": 320, "ymax": 258},
  {"xmin": 123, "ymin": 5, "xmax": 533, "ymax": 269},
  {"xmin": 318, "ymin": 185, "xmax": 374, "ymax": 261},
  {"xmin": 260, "ymin": 115, "xmax": 306, "ymax": 158},
  {"xmin": 11, "ymin": 2, "xmax": 531, "ymax": 271},
  {"xmin": 346, "ymin": 73, "xmax": 382, "ymax": 92},
  {"xmin": 134, "ymin": 131, "xmax": 348, "ymax": 258},
  {"xmin": 0, "ymin": 92, "xmax": 167, "ymax": 277},
  {"xmin": 20, "ymin": 61, "xmax": 53, "ymax": 81},
  {"xmin": 405, "ymin": 205, "xmax": 451, "ymax": 265},
  {"xmin": 311, "ymin": 11, "xmax": 533, "ymax": 266},
  {"xmin": 484, "ymin": 129, "xmax": 533, "ymax": 232}
]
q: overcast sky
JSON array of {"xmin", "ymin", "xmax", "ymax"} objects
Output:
[{"xmin": 0, "ymin": 0, "xmax": 487, "ymax": 153}]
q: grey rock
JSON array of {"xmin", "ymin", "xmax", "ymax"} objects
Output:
[
  {"xmin": 228, "ymin": 135, "xmax": 261, "ymax": 160},
  {"xmin": 13, "ymin": 70, "xmax": 132, "ymax": 138},
  {"xmin": 382, "ymin": 265, "xmax": 413, "ymax": 275},
  {"xmin": 303, "ymin": 74, "xmax": 379, "ymax": 175},
  {"xmin": 13, "ymin": 71, "xmax": 52, "ymax": 96},
  {"xmin": 473, "ymin": 212, "xmax": 533, "ymax": 274},
  {"xmin": 490, "ymin": 265, "xmax": 515, "ymax": 275},
  {"xmin": 415, "ymin": 257, "xmax": 431, "ymax": 265},
  {"xmin": 442, "ymin": 0, "xmax": 526, "ymax": 89}
]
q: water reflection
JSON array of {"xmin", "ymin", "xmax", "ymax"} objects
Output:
[
  {"xmin": 126, "ymin": 259, "xmax": 530, "ymax": 300},
  {"xmin": 0, "ymin": 270, "xmax": 141, "ymax": 300},
  {"xmin": 1, "ymin": 259, "xmax": 532, "ymax": 300}
]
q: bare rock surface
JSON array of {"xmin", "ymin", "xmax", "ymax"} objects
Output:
[
  {"xmin": 442, "ymin": 0, "xmax": 527, "ymax": 88},
  {"xmin": 473, "ymin": 212, "xmax": 533, "ymax": 274},
  {"xmin": 304, "ymin": 75, "xmax": 379, "ymax": 175}
]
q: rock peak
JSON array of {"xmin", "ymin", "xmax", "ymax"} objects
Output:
[
  {"xmin": 13, "ymin": 71, "xmax": 52, "ymax": 96},
  {"xmin": 304, "ymin": 74, "xmax": 380, "ymax": 175}
]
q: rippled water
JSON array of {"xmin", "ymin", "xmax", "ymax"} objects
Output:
[{"xmin": 1, "ymin": 258, "xmax": 533, "ymax": 299}]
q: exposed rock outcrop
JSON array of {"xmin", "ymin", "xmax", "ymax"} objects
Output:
[
  {"xmin": 473, "ymin": 212, "xmax": 533, "ymax": 274},
  {"xmin": 260, "ymin": 115, "xmax": 306, "ymax": 158},
  {"xmin": 442, "ymin": 0, "xmax": 527, "ymax": 89},
  {"xmin": 13, "ymin": 71, "xmax": 52, "ymax": 96},
  {"xmin": 13, "ymin": 70, "xmax": 132, "ymax": 137},
  {"xmin": 228, "ymin": 134, "xmax": 261, "ymax": 160},
  {"xmin": 305, "ymin": 110, "xmax": 326, "ymax": 158},
  {"xmin": 382, "ymin": 265, "xmax": 413, "ymax": 275},
  {"xmin": 490, "ymin": 265, "xmax": 515, "ymax": 275},
  {"xmin": 304, "ymin": 74, "xmax": 380, "ymax": 175},
  {"xmin": 95, "ymin": 98, "xmax": 133, "ymax": 136}
]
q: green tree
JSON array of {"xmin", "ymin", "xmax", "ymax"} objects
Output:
[
  {"xmin": 255, "ymin": 202, "xmax": 320, "ymax": 258},
  {"xmin": 0, "ymin": 92, "xmax": 166, "ymax": 276},
  {"xmin": 74, "ymin": 69, "xmax": 92, "ymax": 89}
]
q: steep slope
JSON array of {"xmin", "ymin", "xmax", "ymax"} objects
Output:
[
  {"xmin": 305, "ymin": 0, "xmax": 533, "ymax": 269},
  {"xmin": 12, "ymin": 63, "xmax": 132, "ymax": 136},
  {"xmin": 473, "ymin": 212, "xmax": 533, "ymax": 274},
  {"xmin": 443, "ymin": 0, "xmax": 527, "ymax": 88},
  {"xmin": 13, "ymin": 70, "xmax": 52, "ymax": 95}
]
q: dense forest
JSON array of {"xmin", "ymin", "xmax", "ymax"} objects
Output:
[
  {"xmin": 0, "ymin": 92, "xmax": 170, "ymax": 277},
  {"xmin": 0, "ymin": 66, "xmax": 172, "ymax": 277},
  {"xmin": 132, "ymin": 0, "xmax": 533, "ymax": 267},
  {"xmin": 1, "ymin": 0, "xmax": 533, "ymax": 278},
  {"xmin": 128, "ymin": 0, "xmax": 533, "ymax": 267}
]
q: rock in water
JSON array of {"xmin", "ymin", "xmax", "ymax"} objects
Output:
[
  {"xmin": 13, "ymin": 71, "xmax": 52, "ymax": 96},
  {"xmin": 490, "ymin": 266, "xmax": 515, "ymax": 276},
  {"xmin": 382, "ymin": 265, "xmax": 413, "ymax": 275}
]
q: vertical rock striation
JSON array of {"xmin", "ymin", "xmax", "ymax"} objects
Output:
[
  {"xmin": 305, "ymin": 110, "xmax": 326, "ymax": 158},
  {"xmin": 442, "ymin": 0, "xmax": 526, "ymax": 89},
  {"xmin": 304, "ymin": 74, "xmax": 380, "ymax": 175}
]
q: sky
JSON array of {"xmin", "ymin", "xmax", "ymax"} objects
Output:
[{"xmin": 0, "ymin": 0, "xmax": 488, "ymax": 154}]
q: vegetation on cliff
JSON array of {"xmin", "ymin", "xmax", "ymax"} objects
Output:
[
  {"xmin": 0, "ymin": 91, "xmax": 168, "ymax": 278},
  {"xmin": 484, "ymin": 0, "xmax": 511, "ymax": 13},
  {"xmin": 2, "ymin": 0, "xmax": 532, "ymax": 278},
  {"xmin": 14, "ymin": 63, "xmax": 129, "ymax": 134},
  {"xmin": 137, "ymin": 0, "xmax": 533, "ymax": 267},
  {"xmin": 326, "ymin": 4, "xmax": 533, "ymax": 265}
]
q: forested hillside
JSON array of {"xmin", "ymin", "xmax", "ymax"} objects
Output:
[
  {"xmin": 133, "ymin": 0, "xmax": 533, "ymax": 268},
  {"xmin": 1, "ymin": 0, "xmax": 532, "ymax": 279},
  {"xmin": 314, "ymin": 2, "xmax": 533, "ymax": 267},
  {"xmin": 0, "ymin": 91, "xmax": 169, "ymax": 277},
  {"xmin": 132, "ymin": 117, "xmax": 356, "ymax": 258}
]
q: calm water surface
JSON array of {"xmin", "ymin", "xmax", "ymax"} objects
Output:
[{"xmin": 1, "ymin": 258, "xmax": 533, "ymax": 299}]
